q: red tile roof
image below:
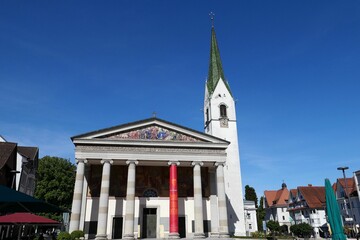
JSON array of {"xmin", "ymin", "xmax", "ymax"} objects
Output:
[
  {"xmin": 298, "ymin": 186, "xmax": 326, "ymax": 209},
  {"xmin": 290, "ymin": 189, "xmax": 297, "ymax": 197},
  {"xmin": 264, "ymin": 186, "xmax": 289, "ymax": 207},
  {"xmin": 336, "ymin": 178, "xmax": 356, "ymax": 196}
]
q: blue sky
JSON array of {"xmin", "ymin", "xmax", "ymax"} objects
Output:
[{"xmin": 1, "ymin": 1, "xmax": 359, "ymax": 197}]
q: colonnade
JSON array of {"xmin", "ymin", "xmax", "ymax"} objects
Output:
[{"xmin": 69, "ymin": 159, "xmax": 229, "ymax": 239}]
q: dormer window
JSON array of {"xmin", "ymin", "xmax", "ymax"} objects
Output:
[{"xmin": 220, "ymin": 104, "xmax": 227, "ymax": 118}]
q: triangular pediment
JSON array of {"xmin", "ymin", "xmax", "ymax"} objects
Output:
[
  {"xmin": 71, "ymin": 118, "xmax": 229, "ymax": 144},
  {"xmin": 100, "ymin": 124, "xmax": 201, "ymax": 142}
]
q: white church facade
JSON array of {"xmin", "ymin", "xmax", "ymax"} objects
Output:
[{"xmin": 69, "ymin": 25, "xmax": 246, "ymax": 239}]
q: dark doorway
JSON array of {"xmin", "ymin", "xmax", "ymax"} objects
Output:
[
  {"xmin": 112, "ymin": 217, "xmax": 123, "ymax": 239},
  {"xmin": 178, "ymin": 216, "xmax": 186, "ymax": 238},
  {"xmin": 142, "ymin": 208, "xmax": 157, "ymax": 238}
]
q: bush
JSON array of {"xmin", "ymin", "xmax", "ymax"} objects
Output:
[
  {"xmin": 251, "ymin": 231, "xmax": 266, "ymax": 238},
  {"xmin": 70, "ymin": 230, "xmax": 84, "ymax": 240},
  {"xmin": 290, "ymin": 223, "xmax": 313, "ymax": 238},
  {"xmin": 57, "ymin": 232, "xmax": 71, "ymax": 240},
  {"xmin": 267, "ymin": 220, "xmax": 280, "ymax": 234}
]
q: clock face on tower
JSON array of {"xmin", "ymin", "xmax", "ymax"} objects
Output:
[{"xmin": 220, "ymin": 118, "xmax": 228, "ymax": 128}]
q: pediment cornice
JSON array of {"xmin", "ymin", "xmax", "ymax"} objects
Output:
[{"xmin": 71, "ymin": 117, "xmax": 229, "ymax": 146}]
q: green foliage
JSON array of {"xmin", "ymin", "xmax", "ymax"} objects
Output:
[
  {"xmin": 70, "ymin": 230, "xmax": 84, "ymax": 240},
  {"xmin": 257, "ymin": 196, "xmax": 266, "ymax": 231},
  {"xmin": 251, "ymin": 231, "xmax": 266, "ymax": 238},
  {"xmin": 245, "ymin": 185, "xmax": 258, "ymax": 207},
  {"xmin": 34, "ymin": 156, "xmax": 76, "ymax": 221},
  {"xmin": 57, "ymin": 231, "xmax": 71, "ymax": 240},
  {"xmin": 290, "ymin": 223, "xmax": 313, "ymax": 238},
  {"xmin": 267, "ymin": 220, "xmax": 280, "ymax": 233}
]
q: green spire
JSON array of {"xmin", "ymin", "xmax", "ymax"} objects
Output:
[{"xmin": 207, "ymin": 26, "xmax": 232, "ymax": 95}]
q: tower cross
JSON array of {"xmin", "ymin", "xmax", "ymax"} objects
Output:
[{"xmin": 209, "ymin": 12, "xmax": 215, "ymax": 27}]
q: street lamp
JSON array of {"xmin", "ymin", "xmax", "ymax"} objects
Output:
[{"xmin": 337, "ymin": 166, "xmax": 355, "ymax": 236}]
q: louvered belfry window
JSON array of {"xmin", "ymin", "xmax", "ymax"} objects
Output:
[{"xmin": 220, "ymin": 104, "xmax": 227, "ymax": 118}]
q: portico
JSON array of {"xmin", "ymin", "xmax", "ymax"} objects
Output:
[{"xmin": 69, "ymin": 118, "xmax": 230, "ymax": 239}]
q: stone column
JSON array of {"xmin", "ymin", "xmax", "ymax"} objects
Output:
[
  {"xmin": 215, "ymin": 162, "xmax": 229, "ymax": 238},
  {"xmin": 69, "ymin": 159, "xmax": 87, "ymax": 233},
  {"xmin": 95, "ymin": 159, "xmax": 113, "ymax": 240},
  {"xmin": 168, "ymin": 161, "xmax": 180, "ymax": 239},
  {"xmin": 209, "ymin": 168, "xmax": 219, "ymax": 237},
  {"xmin": 192, "ymin": 161, "xmax": 205, "ymax": 238},
  {"xmin": 123, "ymin": 160, "xmax": 138, "ymax": 240}
]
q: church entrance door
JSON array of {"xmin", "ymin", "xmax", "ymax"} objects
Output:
[
  {"xmin": 112, "ymin": 217, "xmax": 123, "ymax": 239},
  {"xmin": 142, "ymin": 208, "xmax": 157, "ymax": 238},
  {"xmin": 179, "ymin": 216, "xmax": 186, "ymax": 238}
]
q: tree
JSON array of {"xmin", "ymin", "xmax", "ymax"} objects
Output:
[
  {"xmin": 290, "ymin": 223, "xmax": 313, "ymax": 238},
  {"xmin": 257, "ymin": 196, "xmax": 266, "ymax": 231},
  {"xmin": 245, "ymin": 185, "xmax": 258, "ymax": 207},
  {"xmin": 34, "ymin": 156, "xmax": 76, "ymax": 220}
]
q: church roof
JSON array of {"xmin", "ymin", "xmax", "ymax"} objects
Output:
[{"xmin": 206, "ymin": 26, "xmax": 232, "ymax": 96}]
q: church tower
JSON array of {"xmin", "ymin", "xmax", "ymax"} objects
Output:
[{"xmin": 204, "ymin": 24, "xmax": 246, "ymax": 236}]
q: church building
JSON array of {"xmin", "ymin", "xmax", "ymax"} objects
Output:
[{"xmin": 69, "ymin": 25, "xmax": 246, "ymax": 239}]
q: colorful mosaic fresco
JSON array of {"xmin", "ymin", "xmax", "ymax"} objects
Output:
[{"xmin": 107, "ymin": 125, "xmax": 200, "ymax": 142}]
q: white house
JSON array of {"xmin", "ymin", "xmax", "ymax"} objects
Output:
[
  {"xmin": 244, "ymin": 200, "xmax": 258, "ymax": 236},
  {"xmin": 288, "ymin": 185, "xmax": 328, "ymax": 238},
  {"xmin": 334, "ymin": 176, "xmax": 360, "ymax": 232},
  {"xmin": 264, "ymin": 183, "xmax": 291, "ymax": 232}
]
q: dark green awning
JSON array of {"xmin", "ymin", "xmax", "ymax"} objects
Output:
[{"xmin": 0, "ymin": 185, "xmax": 68, "ymax": 213}]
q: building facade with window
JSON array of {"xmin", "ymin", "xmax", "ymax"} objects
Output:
[
  {"xmin": 69, "ymin": 25, "xmax": 246, "ymax": 239},
  {"xmin": 288, "ymin": 185, "xmax": 327, "ymax": 238},
  {"xmin": 264, "ymin": 183, "xmax": 291, "ymax": 232},
  {"xmin": 244, "ymin": 200, "xmax": 258, "ymax": 236},
  {"xmin": 334, "ymin": 176, "xmax": 360, "ymax": 228},
  {"xmin": 0, "ymin": 135, "xmax": 38, "ymax": 196}
]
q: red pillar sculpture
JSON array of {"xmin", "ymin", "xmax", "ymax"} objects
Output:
[{"xmin": 169, "ymin": 162, "xmax": 180, "ymax": 238}]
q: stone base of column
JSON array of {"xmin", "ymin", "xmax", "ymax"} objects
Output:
[
  {"xmin": 95, "ymin": 234, "xmax": 108, "ymax": 240},
  {"xmin": 219, "ymin": 232, "xmax": 230, "ymax": 238},
  {"xmin": 168, "ymin": 232, "xmax": 180, "ymax": 239},
  {"xmin": 123, "ymin": 233, "xmax": 135, "ymax": 240},
  {"xmin": 193, "ymin": 232, "xmax": 206, "ymax": 238}
]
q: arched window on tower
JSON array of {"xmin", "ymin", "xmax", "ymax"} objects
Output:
[{"xmin": 220, "ymin": 104, "xmax": 227, "ymax": 118}]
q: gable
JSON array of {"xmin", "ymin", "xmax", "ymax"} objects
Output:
[
  {"xmin": 72, "ymin": 117, "xmax": 229, "ymax": 144},
  {"xmin": 264, "ymin": 191, "xmax": 276, "ymax": 207}
]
